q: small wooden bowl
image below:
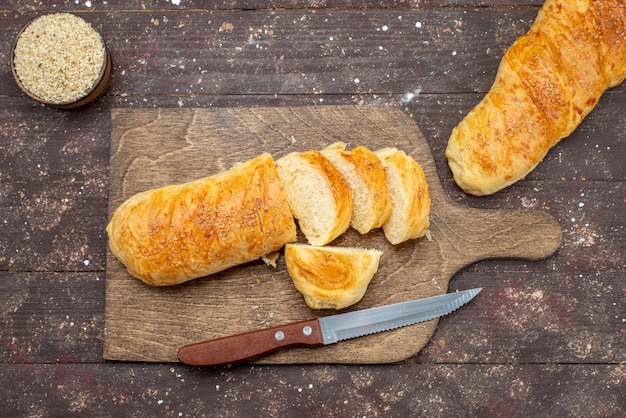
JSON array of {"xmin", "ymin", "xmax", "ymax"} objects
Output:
[{"xmin": 11, "ymin": 13, "xmax": 112, "ymax": 110}]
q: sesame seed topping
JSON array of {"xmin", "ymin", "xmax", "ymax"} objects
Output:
[{"xmin": 13, "ymin": 13, "xmax": 105, "ymax": 104}]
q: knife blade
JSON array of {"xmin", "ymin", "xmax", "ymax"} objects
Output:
[{"xmin": 177, "ymin": 287, "xmax": 481, "ymax": 366}]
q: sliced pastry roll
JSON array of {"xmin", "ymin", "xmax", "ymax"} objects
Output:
[{"xmin": 106, "ymin": 153, "xmax": 296, "ymax": 286}]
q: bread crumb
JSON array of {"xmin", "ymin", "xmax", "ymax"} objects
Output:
[{"xmin": 261, "ymin": 251, "xmax": 280, "ymax": 268}]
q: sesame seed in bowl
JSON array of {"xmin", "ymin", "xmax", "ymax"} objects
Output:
[{"xmin": 11, "ymin": 13, "xmax": 112, "ymax": 109}]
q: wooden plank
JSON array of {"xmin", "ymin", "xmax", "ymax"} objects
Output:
[
  {"xmin": 0, "ymin": 101, "xmax": 111, "ymax": 183},
  {"xmin": 4, "ymin": 8, "xmax": 624, "ymax": 100},
  {"xmin": 0, "ymin": 363, "xmax": 623, "ymax": 416},
  {"xmin": 0, "ymin": 273, "xmax": 105, "ymax": 363},
  {"xmin": 0, "ymin": 1, "xmax": 547, "ymax": 13},
  {"xmin": 104, "ymin": 105, "xmax": 561, "ymax": 363},
  {"xmin": 1, "ymin": 8, "xmax": 544, "ymax": 96},
  {"xmin": 1, "ymin": 91, "xmax": 623, "ymax": 187},
  {"xmin": 2, "ymin": 269, "xmax": 622, "ymax": 364},
  {"xmin": 418, "ymin": 270, "xmax": 626, "ymax": 364},
  {"xmin": 0, "ymin": 181, "xmax": 108, "ymax": 272},
  {"xmin": 4, "ymin": 7, "xmax": 623, "ymax": 97}
]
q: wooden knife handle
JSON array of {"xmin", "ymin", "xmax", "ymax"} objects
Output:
[{"xmin": 177, "ymin": 318, "xmax": 324, "ymax": 366}]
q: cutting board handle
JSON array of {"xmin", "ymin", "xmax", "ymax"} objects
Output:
[
  {"xmin": 476, "ymin": 208, "xmax": 561, "ymax": 259},
  {"xmin": 436, "ymin": 202, "xmax": 562, "ymax": 269}
]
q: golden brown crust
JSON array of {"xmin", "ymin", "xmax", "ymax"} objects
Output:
[
  {"xmin": 376, "ymin": 148, "xmax": 430, "ymax": 245},
  {"xmin": 284, "ymin": 243, "xmax": 382, "ymax": 310},
  {"xmin": 446, "ymin": 0, "xmax": 626, "ymax": 196},
  {"xmin": 321, "ymin": 142, "xmax": 392, "ymax": 234},
  {"xmin": 344, "ymin": 145, "xmax": 393, "ymax": 230},
  {"xmin": 106, "ymin": 153, "xmax": 296, "ymax": 286}
]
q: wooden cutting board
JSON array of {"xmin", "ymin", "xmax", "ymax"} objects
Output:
[{"xmin": 104, "ymin": 106, "xmax": 562, "ymax": 363}]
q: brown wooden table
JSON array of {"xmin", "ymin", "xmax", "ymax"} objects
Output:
[{"xmin": 1, "ymin": 1, "xmax": 624, "ymax": 416}]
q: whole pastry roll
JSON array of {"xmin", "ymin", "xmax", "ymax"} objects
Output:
[
  {"xmin": 106, "ymin": 153, "xmax": 297, "ymax": 286},
  {"xmin": 446, "ymin": 0, "xmax": 626, "ymax": 196}
]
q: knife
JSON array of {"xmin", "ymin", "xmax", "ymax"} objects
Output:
[{"xmin": 177, "ymin": 287, "xmax": 481, "ymax": 366}]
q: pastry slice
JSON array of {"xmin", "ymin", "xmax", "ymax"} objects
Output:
[
  {"xmin": 321, "ymin": 142, "xmax": 392, "ymax": 234},
  {"xmin": 275, "ymin": 150, "xmax": 353, "ymax": 246},
  {"xmin": 284, "ymin": 243, "xmax": 382, "ymax": 310},
  {"xmin": 375, "ymin": 148, "xmax": 430, "ymax": 245}
]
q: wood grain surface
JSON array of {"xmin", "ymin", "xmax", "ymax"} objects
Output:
[{"xmin": 104, "ymin": 105, "xmax": 561, "ymax": 363}]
